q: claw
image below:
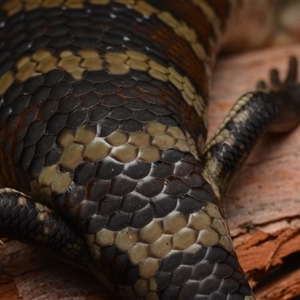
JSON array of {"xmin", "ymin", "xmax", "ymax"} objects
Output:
[
  {"xmin": 285, "ymin": 56, "xmax": 298, "ymax": 84},
  {"xmin": 256, "ymin": 80, "xmax": 267, "ymax": 91},
  {"xmin": 270, "ymin": 68, "xmax": 280, "ymax": 88}
]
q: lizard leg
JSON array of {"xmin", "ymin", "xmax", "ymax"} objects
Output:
[{"xmin": 202, "ymin": 57, "xmax": 300, "ymax": 195}]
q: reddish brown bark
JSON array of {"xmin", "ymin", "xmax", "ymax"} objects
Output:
[
  {"xmin": 210, "ymin": 44, "xmax": 300, "ymax": 299},
  {"xmin": 1, "ymin": 44, "xmax": 300, "ymax": 299}
]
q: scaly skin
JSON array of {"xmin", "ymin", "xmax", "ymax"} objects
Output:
[{"xmin": 0, "ymin": 1, "xmax": 299, "ymax": 299}]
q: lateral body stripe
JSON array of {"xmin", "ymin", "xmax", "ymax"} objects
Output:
[
  {"xmin": 0, "ymin": 48, "xmax": 206, "ymax": 118},
  {"xmin": 1, "ymin": 0, "xmax": 213, "ymax": 80}
]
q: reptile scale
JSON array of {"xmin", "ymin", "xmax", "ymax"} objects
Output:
[{"xmin": 0, "ymin": 1, "xmax": 299, "ymax": 299}]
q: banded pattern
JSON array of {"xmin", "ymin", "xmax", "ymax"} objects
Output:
[
  {"xmin": 1, "ymin": 0, "xmax": 298, "ymax": 300},
  {"xmin": 0, "ymin": 187, "xmax": 90, "ymax": 266}
]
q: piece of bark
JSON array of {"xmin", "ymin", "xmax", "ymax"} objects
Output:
[
  {"xmin": 1, "ymin": 44, "xmax": 300, "ymax": 300},
  {"xmin": 210, "ymin": 44, "xmax": 300, "ymax": 299}
]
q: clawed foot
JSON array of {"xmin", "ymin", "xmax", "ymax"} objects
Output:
[{"xmin": 256, "ymin": 56, "xmax": 298, "ymax": 92}]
